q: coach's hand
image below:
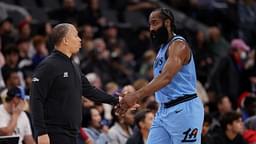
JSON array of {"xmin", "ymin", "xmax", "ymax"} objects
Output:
[{"xmin": 38, "ymin": 134, "xmax": 50, "ymax": 144}]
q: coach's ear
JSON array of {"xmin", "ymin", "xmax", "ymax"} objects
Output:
[{"xmin": 64, "ymin": 37, "xmax": 68, "ymax": 45}]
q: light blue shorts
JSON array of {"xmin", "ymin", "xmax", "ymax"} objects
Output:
[{"xmin": 147, "ymin": 97, "xmax": 204, "ymax": 144}]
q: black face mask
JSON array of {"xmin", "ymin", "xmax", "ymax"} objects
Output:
[{"xmin": 150, "ymin": 25, "xmax": 169, "ymax": 47}]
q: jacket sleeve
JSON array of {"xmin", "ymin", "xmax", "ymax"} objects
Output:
[
  {"xmin": 81, "ymin": 74, "xmax": 119, "ymax": 106},
  {"xmin": 30, "ymin": 62, "xmax": 54, "ymax": 136}
]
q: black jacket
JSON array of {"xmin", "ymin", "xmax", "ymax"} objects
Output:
[
  {"xmin": 126, "ymin": 128, "xmax": 144, "ymax": 144},
  {"xmin": 207, "ymin": 132, "xmax": 248, "ymax": 144},
  {"xmin": 30, "ymin": 50, "xmax": 118, "ymax": 137}
]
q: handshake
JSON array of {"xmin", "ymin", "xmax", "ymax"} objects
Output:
[{"xmin": 114, "ymin": 85, "xmax": 141, "ymax": 116}]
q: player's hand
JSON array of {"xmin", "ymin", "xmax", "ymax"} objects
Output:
[
  {"xmin": 38, "ymin": 134, "xmax": 50, "ymax": 144},
  {"xmin": 115, "ymin": 92, "xmax": 140, "ymax": 116}
]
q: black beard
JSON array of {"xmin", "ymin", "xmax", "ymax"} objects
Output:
[{"xmin": 150, "ymin": 26, "xmax": 169, "ymax": 48}]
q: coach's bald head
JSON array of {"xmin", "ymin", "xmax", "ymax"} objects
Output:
[{"xmin": 51, "ymin": 23, "xmax": 81, "ymax": 57}]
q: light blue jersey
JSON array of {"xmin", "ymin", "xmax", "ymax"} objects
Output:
[
  {"xmin": 147, "ymin": 35, "xmax": 204, "ymax": 144},
  {"xmin": 153, "ymin": 35, "xmax": 197, "ymax": 103}
]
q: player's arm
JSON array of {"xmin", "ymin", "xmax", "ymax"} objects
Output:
[
  {"xmin": 81, "ymin": 74, "xmax": 119, "ymax": 105},
  {"xmin": 136, "ymin": 40, "xmax": 190, "ymax": 98}
]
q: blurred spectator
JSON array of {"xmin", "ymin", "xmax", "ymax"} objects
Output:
[
  {"xmin": 208, "ymin": 111, "xmax": 247, "ymax": 144},
  {"xmin": 130, "ymin": 27, "xmax": 152, "ymax": 61},
  {"xmin": 94, "ymin": 102, "xmax": 111, "ymax": 127},
  {"xmin": 145, "ymin": 100, "xmax": 158, "ymax": 114},
  {"xmin": 202, "ymin": 114, "xmax": 214, "ymax": 144},
  {"xmin": 139, "ymin": 50, "xmax": 155, "ymax": 80},
  {"xmin": 103, "ymin": 24, "xmax": 126, "ymax": 52},
  {"xmin": 23, "ymin": 71, "xmax": 32, "ymax": 96},
  {"xmin": 18, "ymin": 20, "xmax": 31, "ymax": 40},
  {"xmin": 238, "ymin": 0, "xmax": 256, "ymax": 47},
  {"xmin": 212, "ymin": 96, "xmax": 232, "ymax": 120},
  {"xmin": 32, "ymin": 36, "xmax": 48, "ymax": 68},
  {"xmin": 244, "ymin": 115, "xmax": 256, "ymax": 131},
  {"xmin": 105, "ymin": 82, "xmax": 119, "ymax": 95},
  {"xmin": 122, "ymin": 84, "xmax": 136, "ymax": 94},
  {"xmin": 0, "ymin": 87, "xmax": 34, "ymax": 144},
  {"xmin": 16, "ymin": 38, "xmax": 31, "ymax": 59},
  {"xmin": 48, "ymin": 0, "xmax": 79, "ymax": 23},
  {"xmin": 0, "ymin": 17, "xmax": 16, "ymax": 52},
  {"xmin": 86, "ymin": 72, "xmax": 102, "ymax": 89},
  {"xmin": 78, "ymin": 127, "xmax": 94, "ymax": 144},
  {"xmin": 81, "ymin": 38, "xmax": 113, "ymax": 84},
  {"xmin": 108, "ymin": 109, "xmax": 134, "ymax": 144},
  {"xmin": 0, "ymin": 70, "xmax": 21, "ymax": 103},
  {"xmin": 104, "ymin": 82, "xmax": 119, "ymax": 120},
  {"xmin": 78, "ymin": 24, "xmax": 95, "ymax": 61},
  {"xmin": 126, "ymin": 109, "xmax": 154, "ymax": 144},
  {"xmin": 1, "ymin": 45, "xmax": 20, "ymax": 81},
  {"xmin": 16, "ymin": 38, "xmax": 34, "ymax": 68},
  {"xmin": 241, "ymin": 96, "xmax": 256, "ymax": 121},
  {"xmin": 243, "ymin": 115, "xmax": 256, "ymax": 144},
  {"xmin": 37, "ymin": 22, "xmax": 53, "ymax": 37},
  {"xmin": 197, "ymin": 80, "xmax": 209, "ymax": 104},
  {"xmin": 82, "ymin": 107, "xmax": 109, "ymax": 144},
  {"xmin": 193, "ymin": 30, "xmax": 213, "ymax": 84},
  {"xmin": 210, "ymin": 39, "xmax": 251, "ymax": 107},
  {"xmin": 109, "ymin": 0, "xmax": 159, "ymax": 22},
  {"xmin": 207, "ymin": 27, "xmax": 230, "ymax": 61},
  {"xmin": 0, "ymin": 2, "xmax": 31, "ymax": 25},
  {"xmin": 1, "ymin": 46, "xmax": 24, "ymax": 86},
  {"xmin": 78, "ymin": 0, "xmax": 107, "ymax": 27}
]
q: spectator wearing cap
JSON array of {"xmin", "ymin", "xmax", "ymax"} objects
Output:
[
  {"xmin": 0, "ymin": 86, "xmax": 35, "ymax": 144},
  {"xmin": 210, "ymin": 38, "xmax": 251, "ymax": 108}
]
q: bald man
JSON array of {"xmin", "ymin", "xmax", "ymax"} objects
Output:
[{"xmin": 30, "ymin": 23, "xmax": 119, "ymax": 144}]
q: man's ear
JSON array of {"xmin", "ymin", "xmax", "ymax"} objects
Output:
[
  {"xmin": 64, "ymin": 37, "xmax": 68, "ymax": 45},
  {"xmin": 227, "ymin": 124, "xmax": 232, "ymax": 131},
  {"xmin": 164, "ymin": 19, "xmax": 171, "ymax": 28},
  {"xmin": 139, "ymin": 121, "xmax": 144, "ymax": 129}
]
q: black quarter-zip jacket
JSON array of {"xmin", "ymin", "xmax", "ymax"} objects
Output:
[{"xmin": 30, "ymin": 50, "xmax": 119, "ymax": 137}]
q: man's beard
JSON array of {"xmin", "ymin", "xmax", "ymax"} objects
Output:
[{"xmin": 150, "ymin": 25, "xmax": 169, "ymax": 48}]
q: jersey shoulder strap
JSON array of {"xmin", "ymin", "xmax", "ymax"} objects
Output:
[{"xmin": 165, "ymin": 35, "xmax": 186, "ymax": 60}]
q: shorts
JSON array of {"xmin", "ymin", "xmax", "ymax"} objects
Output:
[{"xmin": 147, "ymin": 97, "xmax": 204, "ymax": 144}]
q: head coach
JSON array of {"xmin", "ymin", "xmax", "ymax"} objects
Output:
[{"xmin": 30, "ymin": 23, "xmax": 119, "ymax": 144}]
